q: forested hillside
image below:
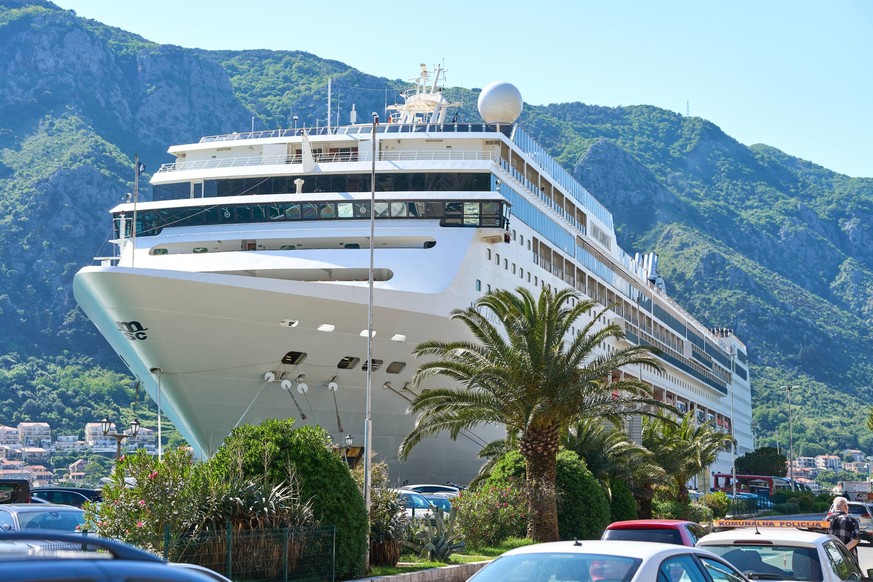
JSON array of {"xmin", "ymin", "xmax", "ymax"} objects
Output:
[{"xmin": 1, "ymin": 0, "xmax": 871, "ymax": 456}]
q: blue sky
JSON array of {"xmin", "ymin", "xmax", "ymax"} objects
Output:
[{"xmin": 52, "ymin": 0, "xmax": 872, "ymax": 178}]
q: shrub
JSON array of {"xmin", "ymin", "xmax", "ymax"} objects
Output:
[
  {"xmin": 609, "ymin": 479, "xmax": 638, "ymax": 522},
  {"xmin": 84, "ymin": 447, "xmax": 198, "ymax": 553},
  {"xmin": 700, "ymin": 491, "xmax": 730, "ymax": 518},
  {"xmin": 685, "ymin": 503, "xmax": 713, "ymax": 523},
  {"xmin": 486, "ymin": 449, "xmax": 610, "ymax": 540},
  {"xmin": 775, "ymin": 502, "xmax": 800, "ymax": 515},
  {"xmin": 208, "ymin": 420, "xmax": 367, "ymax": 579},
  {"xmin": 453, "ymin": 482, "xmax": 528, "ymax": 549},
  {"xmin": 653, "ymin": 499, "xmax": 685, "ymax": 520}
]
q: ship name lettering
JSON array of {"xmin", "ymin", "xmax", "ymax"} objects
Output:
[{"xmin": 116, "ymin": 320, "xmax": 148, "ymax": 341}]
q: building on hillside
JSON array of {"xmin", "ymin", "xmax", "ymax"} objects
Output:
[
  {"xmin": 83, "ymin": 421, "xmax": 120, "ymax": 451},
  {"xmin": 0, "ymin": 445, "xmax": 23, "ymax": 461},
  {"xmin": 66, "ymin": 459, "xmax": 87, "ymax": 482},
  {"xmin": 54, "ymin": 434, "xmax": 83, "ymax": 451},
  {"xmin": 0, "ymin": 467, "xmax": 34, "ymax": 484},
  {"xmin": 843, "ymin": 449, "xmax": 865, "ymax": 463},
  {"xmin": 843, "ymin": 461, "xmax": 869, "ymax": 474},
  {"xmin": 792, "ymin": 466, "xmax": 817, "ymax": 480},
  {"xmin": 795, "ymin": 456, "xmax": 817, "ymax": 469},
  {"xmin": 129, "ymin": 427, "xmax": 156, "ymax": 453},
  {"xmin": 22, "ymin": 447, "xmax": 48, "ymax": 464},
  {"xmin": 0, "ymin": 425, "xmax": 18, "ymax": 445},
  {"xmin": 25, "ymin": 465, "xmax": 53, "ymax": 486},
  {"xmin": 815, "ymin": 455, "xmax": 842, "ymax": 472},
  {"xmin": 17, "ymin": 422, "xmax": 51, "ymax": 447}
]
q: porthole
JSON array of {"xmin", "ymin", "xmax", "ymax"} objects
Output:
[
  {"xmin": 362, "ymin": 359, "xmax": 383, "ymax": 372},
  {"xmin": 152, "ymin": 248, "xmax": 168, "ymax": 255},
  {"xmin": 281, "ymin": 351, "xmax": 307, "ymax": 365},
  {"xmin": 337, "ymin": 356, "xmax": 360, "ymax": 370},
  {"xmin": 193, "ymin": 247, "xmax": 208, "ymax": 254},
  {"xmin": 386, "ymin": 362, "xmax": 406, "ymax": 374}
]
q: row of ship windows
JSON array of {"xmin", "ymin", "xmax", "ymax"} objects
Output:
[
  {"xmin": 281, "ymin": 351, "xmax": 406, "ymax": 374},
  {"xmin": 153, "ymin": 172, "xmax": 492, "ymax": 200},
  {"xmin": 120, "ymin": 200, "xmax": 509, "ymax": 237}
]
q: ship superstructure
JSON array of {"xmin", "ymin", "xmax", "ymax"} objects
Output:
[{"xmin": 74, "ymin": 65, "xmax": 752, "ymax": 484}]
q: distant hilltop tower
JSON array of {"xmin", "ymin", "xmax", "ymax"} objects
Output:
[{"xmin": 478, "ymin": 81, "xmax": 523, "ymax": 124}]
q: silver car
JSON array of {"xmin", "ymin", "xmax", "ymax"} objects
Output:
[
  {"xmin": 0, "ymin": 504, "xmax": 85, "ymax": 533},
  {"xmin": 827, "ymin": 500, "xmax": 873, "ymax": 544}
]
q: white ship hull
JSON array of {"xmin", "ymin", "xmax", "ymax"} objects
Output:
[{"xmin": 74, "ymin": 256, "xmax": 502, "ymax": 484}]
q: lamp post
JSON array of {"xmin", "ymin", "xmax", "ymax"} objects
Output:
[
  {"xmin": 101, "ymin": 417, "xmax": 140, "ymax": 460},
  {"xmin": 729, "ymin": 346, "xmax": 737, "ymax": 500},
  {"xmin": 780, "ymin": 385, "xmax": 797, "ymax": 489},
  {"xmin": 344, "ymin": 434, "xmax": 353, "ymax": 467}
]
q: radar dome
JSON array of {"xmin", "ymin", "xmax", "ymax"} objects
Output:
[{"xmin": 478, "ymin": 81, "xmax": 523, "ymax": 124}]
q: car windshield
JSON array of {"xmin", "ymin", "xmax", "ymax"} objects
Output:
[
  {"xmin": 18, "ymin": 509, "xmax": 85, "ymax": 532},
  {"xmin": 602, "ymin": 527, "xmax": 683, "ymax": 545},
  {"xmin": 470, "ymin": 552, "xmax": 641, "ymax": 582},
  {"xmin": 400, "ymin": 492, "xmax": 431, "ymax": 510},
  {"xmin": 425, "ymin": 497, "xmax": 452, "ymax": 512},
  {"xmin": 704, "ymin": 544, "xmax": 822, "ymax": 581}
]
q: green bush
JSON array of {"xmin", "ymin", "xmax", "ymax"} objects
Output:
[
  {"xmin": 652, "ymin": 499, "xmax": 685, "ymax": 520},
  {"xmin": 486, "ymin": 449, "xmax": 610, "ymax": 540},
  {"xmin": 84, "ymin": 447, "xmax": 198, "ymax": 552},
  {"xmin": 609, "ymin": 479, "xmax": 638, "ymax": 522},
  {"xmin": 700, "ymin": 491, "xmax": 730, "ymax": 518},
  {"xmin": 208, "ymin": 420, "xmax": 367, "ymax": 580},
  {"xmin": 775, "ymin": 502, "xmax": 800, "ymax": 515},
  {"xmin": 453, "ymin": 482, "xmax": 528, "ymax": 549},
  {"xmin": 685, "ymin": 503, "xmax": 714, "ymax": 523}
]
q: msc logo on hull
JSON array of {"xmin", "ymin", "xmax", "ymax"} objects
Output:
[{"xmin": 116, "ymin": 320, "xmax": 148, "ymax": 341}]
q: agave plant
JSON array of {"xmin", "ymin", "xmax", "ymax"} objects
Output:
[{"xmin": 407, "ymin": 506, "xmax": 465, "ymax": 563}]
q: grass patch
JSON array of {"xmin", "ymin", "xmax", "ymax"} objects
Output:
[{"xmin": 365, "ymin": 538, "xmax": 533, "ymax": 577}]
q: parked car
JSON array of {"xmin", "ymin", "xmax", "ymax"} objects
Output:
[
  {"xmin": 30, "ymin": 487, "xmax": 102, "ymax": 508},
  {"xmin": 0, "ymin": 504, "xmax": 85, "ymax": 533},
  {"xmin": 602, "ymin": 519, "xmax": 708, "ymax": 546},
  {"xmin": 421, "ymin": 494, "xmax": 453, "ymax": 513},
  {"xmin": 467, "ymin": 539, "xmax": 749, "ymax": 582},
  {"xmin": 698, "ymin": 526, "xmax": 873, "ymax": 581},
  {"xmin": 0, "ymin": 531, "xmax": 229, "ymax": 581},
  {"xmin": 0, "ymin": 481, "xmax": 30, "ymax": 504},
  {"xmin": 827, "ymin": 500, "xmax": 873, "ymax": 544},
  {"xmin": 394, "ymin": 489, "xmax": 435, "ymax": 520},
  {"xmin": 399, "ymin": 483, "xmax": 460, "ymax": 496}
]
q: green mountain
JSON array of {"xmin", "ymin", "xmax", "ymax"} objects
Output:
[{"xmin": 1, "ymin": 0, "xmax": 871, "ymax": 457}]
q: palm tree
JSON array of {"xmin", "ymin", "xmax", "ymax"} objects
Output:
[
  {"xmin": 398, "ymin": 286, "xmax": 662, "ymax": 542},
  {"xmin": 867, "ymin": 407, "xmax": 873, "ymax": 432},
  {"xmin": 563, "ymin": 418, "xmax": 664, "ymax": 502},
  {"xmin": 642, "ymin": 412, "xmax": 733, "ymax": 504}
]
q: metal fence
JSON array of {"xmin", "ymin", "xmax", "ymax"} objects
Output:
[{"xmin": 163, "ymin": 523, "xmax": 336, "ymax": 582}]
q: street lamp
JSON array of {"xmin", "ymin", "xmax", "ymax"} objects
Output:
[
  {"xmin": 344, "ymin": 434, "xmax": 353, "ymax": 466},
  {"xmin": 101, "ymin": 417, "xmax": 140, "ymax": 460},
  {"xmin": 780, "ymin": 385, "xmax": 798, "ymax": 489}
]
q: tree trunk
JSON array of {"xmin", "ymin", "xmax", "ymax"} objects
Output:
[{"xmin": 521, "ymin": 426, "xmax": 560, "ymax": 542}]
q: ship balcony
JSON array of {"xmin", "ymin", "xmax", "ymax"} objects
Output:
[{"xmin": 157, "ymin": 149, "xmax": 500, "ymax": 174}]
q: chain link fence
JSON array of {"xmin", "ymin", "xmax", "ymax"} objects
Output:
[{"xmin": 163, "ymin": 523, "xmax": 336, "ymax": 581}]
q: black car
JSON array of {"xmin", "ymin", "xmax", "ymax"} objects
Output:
[
  {"xmin": 0, "ymin": 480, "xmax": 30, "ymax": 504},
  {"xmin": 0, "ymin": 531, "xmax": 230, "ymax": 581},
  {"xmin": 30, "ymin": 487, "xmax": 102, "ymax": 508}
]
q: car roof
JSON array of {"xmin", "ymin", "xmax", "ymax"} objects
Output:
[
  {"xmin": 698, "ymin": 527, "xmax": 824, "ymax": 547},
  {"xmin": 501, "ymin": 539, "xmax": 716, "ymax": 560},
  {"xmin": 606, "ymin": 519, "xmax": 694, "ymax": 530},
  {"xmin": 0, "ymin": 504, "xmax": 82, "ymax": 512}
]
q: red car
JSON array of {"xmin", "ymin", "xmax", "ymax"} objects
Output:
[{"xmin": 601, "ymin": 519, "xmax": 708, "ymax": 547}]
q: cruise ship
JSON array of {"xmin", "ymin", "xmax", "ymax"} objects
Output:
[{"xmin": 73, "ymin": 65, "xmax": 753, "ymax": 485}]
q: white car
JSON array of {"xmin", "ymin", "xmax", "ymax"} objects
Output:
[
  {"xmin": 399, "ymin": 483, "xmax": 460, "ymax": 496},
  {"xmin": 698, "ymin": 526, "xmax": 873, "ymax": 581},
  {"xmin": 466, "ymin": 539, "xmax": 749, "ymax": 582}
]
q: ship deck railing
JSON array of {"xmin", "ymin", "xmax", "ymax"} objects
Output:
[
  {"xmin": 197, "ymin": 122, "xmax": 514, "ymax": 143},
  {"xmin": 157, "ymin": 149, "xmax": 500, "ymax": 173}
]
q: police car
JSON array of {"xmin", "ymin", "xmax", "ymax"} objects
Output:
[{"xmin": 698, "ymin": 520, "xmax": 873, "ymax": 581}]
